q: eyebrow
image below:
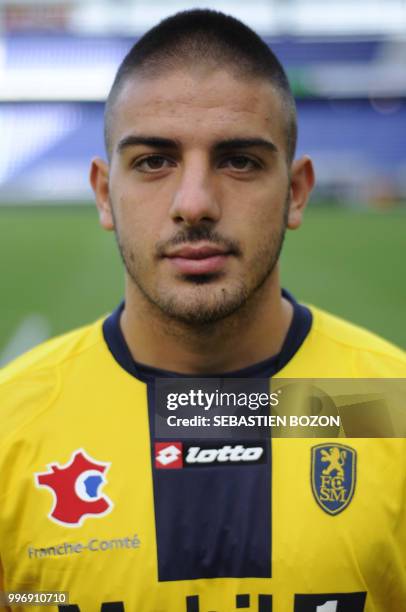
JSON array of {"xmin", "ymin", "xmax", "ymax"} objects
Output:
[
  {"xmin": 214, "ymin": 138, "xmax": 278, "ymax": 154},
  {"xmin": 116, "ymin": 135, "xmax": 278, "ymax": 154},
  {"xmin": 117, "ymin": 135, "xmax": 179, "ymax": 153}
]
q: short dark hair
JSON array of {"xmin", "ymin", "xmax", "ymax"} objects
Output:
[{"xmin": 105, "ymin": 9, "xmax": 297, "ymax": 162}]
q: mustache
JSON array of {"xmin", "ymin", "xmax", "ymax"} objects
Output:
[{"xmin": 156, "ymin": 225, "xmax": 242, "ymax": 257}]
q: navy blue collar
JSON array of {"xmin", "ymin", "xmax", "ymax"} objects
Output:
[{"xmin": 102, "ymin": 289, "xmax": 312, "ymax": 382}]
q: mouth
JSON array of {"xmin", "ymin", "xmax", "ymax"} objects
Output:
[{"xmin": 163, "ymin": 244, "xmax": 233, "ymax": 275}]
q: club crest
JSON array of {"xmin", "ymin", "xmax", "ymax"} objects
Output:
[{"xmin": 311, "ymin": 443, "xmax": 356, "ymax": 515}]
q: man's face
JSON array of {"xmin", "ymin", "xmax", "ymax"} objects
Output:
[{"xmin": 97, "ymin": 69, "xmax": 298, "ymax": 324}]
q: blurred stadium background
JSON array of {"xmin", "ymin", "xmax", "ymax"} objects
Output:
[{"xmin": 1, "ymin": 0, "xmax": 405, "ymax": 365}]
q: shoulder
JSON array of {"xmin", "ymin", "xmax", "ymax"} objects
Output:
[
  {"xmin": 0, "ymin": 318, "xmax": 106, "ymax": 439},
  {"xmin": 311, "ymin": 305, "xmax": 405, "ymax": 375},
  {"xmin": 0, "ymin": 318, "xmax": 105, "ymax": 384},
  {"xmin": 281, "ymin": 304, "xmax": 405, "ymax": 377}
]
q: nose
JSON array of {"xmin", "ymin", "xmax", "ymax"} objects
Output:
[{"xmin": 169, "ymin": 155, "xmax": 221, "ymax": 226}]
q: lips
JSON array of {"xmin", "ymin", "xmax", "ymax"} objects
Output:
[{"xmin": 164, "ymin": 244, "xmax": 231, "ymax": 275}]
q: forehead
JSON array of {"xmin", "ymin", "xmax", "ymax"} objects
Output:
[{"xmin": 110, "ymin": 69, "xmax": 287, "ymax": 152}]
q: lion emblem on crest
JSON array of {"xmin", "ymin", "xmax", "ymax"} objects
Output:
[{"xmin": 320, "ymin": 447, "xmax": 347, "ymax": 479}]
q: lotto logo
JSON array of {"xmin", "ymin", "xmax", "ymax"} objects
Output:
[
  {"xmin": 185, "ymin": 444, "xmax": 264, "ymax": 465},
  {"xmin": 155, "ymin": 442, "xmax": 183, "ymax": 469},
  {"xmin": 154, "ymin": 442, "xmax": 266, "ymax": 470}
]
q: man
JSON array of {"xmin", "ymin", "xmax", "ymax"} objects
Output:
[{"xmin": 0, "ymin": 9, "xmax": 405, "ymax": 612}]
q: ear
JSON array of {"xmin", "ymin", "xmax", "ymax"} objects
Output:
[
  {"xmin": 89, "ymin": 157, "xmax": 114, "ymax": 231},
  {"xmin": 287, "ymin": 156, "xmax": 315, "ymax": 230}
]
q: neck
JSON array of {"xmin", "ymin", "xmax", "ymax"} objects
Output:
[{"xmin": 120, "ymin": 270, "xmax": 293, "ymax": 375}]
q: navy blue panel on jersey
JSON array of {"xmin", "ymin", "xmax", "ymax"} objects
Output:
[
  {"xmin": 150, "ymin": 384, "xmax": 272, "ymax": 579},
  {"xmin": 102, "ymin": 289, "xmax": 312, "ymax": 581}
]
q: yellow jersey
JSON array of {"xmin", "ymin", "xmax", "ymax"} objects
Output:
[{"xmin": 0, "ymin": 292, "xmax": 405, "ymax": 612}]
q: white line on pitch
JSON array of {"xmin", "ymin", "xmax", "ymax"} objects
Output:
[{"xmin": 0, "ymin": 314, "xmax": 51, "ymax": 367}]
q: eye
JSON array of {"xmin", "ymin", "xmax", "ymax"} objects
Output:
[
  {"xmin": 219, "ymin": 155, "xmax": 261, "ymax": 172},
  {"xmin": 133, "ymin": 155, "xmax": 175, "ymax": 172}
]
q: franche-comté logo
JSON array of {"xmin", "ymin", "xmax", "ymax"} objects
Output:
[
  {"xmin": 155, "ymin": 442, "xmax": 266, "ymax": 469},
  {"xmin": 35, "ymin": 449, "xmax": 113, "ymax": 527}
]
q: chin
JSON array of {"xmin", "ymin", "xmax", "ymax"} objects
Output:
[
  {"xmin": 164, "ymin": 307, "xmax": 235, "ymax": 326},
  {"xmin": 156, "ymin": 288, "xmax": 249, "ymax": 326}
]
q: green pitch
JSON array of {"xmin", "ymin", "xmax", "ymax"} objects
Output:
[{"xmin": 1, "ymin": 204, "xmax": 405, "ymax": 364}]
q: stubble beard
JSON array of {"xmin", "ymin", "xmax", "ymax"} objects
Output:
[{"xmin": 115, "ymin": 198, "xmax": 289, "ymax": 327}]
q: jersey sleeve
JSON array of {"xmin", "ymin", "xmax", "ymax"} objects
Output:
[{"xmin": 0, "ymin": 557, "xmax": 11, "ymax": 612}]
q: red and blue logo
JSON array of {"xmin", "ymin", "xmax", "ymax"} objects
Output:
[{"xmin": 35, "ymin": 449, "xmax": 113, "ymax": 527}]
